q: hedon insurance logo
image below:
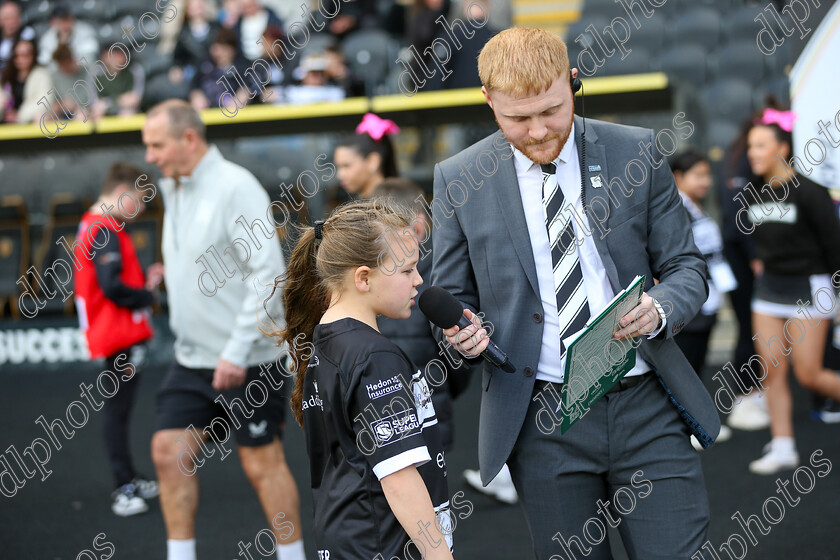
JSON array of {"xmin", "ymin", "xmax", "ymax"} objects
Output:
[
  {"xmin": 371, "ymin": 410, "xmax": 420, "ymax": 446},
  {"xmin": 366, "ymin": 375, "xmax": 404, "ymax": 400}
]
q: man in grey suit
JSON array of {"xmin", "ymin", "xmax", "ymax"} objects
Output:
[{"xmin": 430, "ymin": 28, "xmax": 720, "ymax": 559}]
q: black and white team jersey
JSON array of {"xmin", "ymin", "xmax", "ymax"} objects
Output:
[{"xmin": 304, "ymin": 317, "xmax": 453, "ymax": 560}]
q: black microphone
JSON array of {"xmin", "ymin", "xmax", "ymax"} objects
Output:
[{"xmin": 418, "ymin": 286, "xmax": 516, "ymax": 373}]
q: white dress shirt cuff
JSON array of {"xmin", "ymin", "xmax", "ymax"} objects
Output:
[{"xmin": 646, "ymin": 299, "xmax": 667, "ymax": 339}]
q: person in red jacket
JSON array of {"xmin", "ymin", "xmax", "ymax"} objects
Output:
[{"xmin": 74, "ymin": 162, "xmax": 164, "ymax": 516}]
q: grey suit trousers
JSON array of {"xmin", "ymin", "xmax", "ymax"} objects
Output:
[{"xmin": 507, "ymin": 373, "xmax": 710, "ymax": 560}]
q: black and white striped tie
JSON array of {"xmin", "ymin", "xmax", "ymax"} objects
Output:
[{"xmin": 541, "ymin": 162, "xmax": 590, "ymax": 354}]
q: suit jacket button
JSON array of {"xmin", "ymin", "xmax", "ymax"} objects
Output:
[
  {"xmin": 533, "ymin": 313, "xmax": 542, "ymax": 323},
  {"xmin": 523, "ymin": 367, "xmax": 534, "ymax": 377}
]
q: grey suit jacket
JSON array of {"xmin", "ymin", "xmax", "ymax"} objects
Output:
[{"xmin": 430, "ymin": 116, "xmax": 721, "ymax": 485}]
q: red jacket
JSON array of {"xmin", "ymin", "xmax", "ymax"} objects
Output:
[{"xmin": 74, "ymin": 212, "xmax": 153, "ymax": 359}]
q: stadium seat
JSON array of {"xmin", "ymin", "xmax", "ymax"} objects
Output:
[
  {"xmin": 111, "ymin": 0, "xmax": 149, "ymax": 19},
  {"xmin": 723, "ymin": 4, "xmax": 765, "ymax": 41},
  {"xmin": 0, "ymin": 196, "xmax": 29, "ymax": 318},
  {"xmin": 715, "ymin": 40, "xmax": 766, "ymax": 83},
  {"xmin": 705, "ymin": 119, "xmax": 740, "ymax": 152},
  {"xmin": 21, "ymin": 0, "xmax": 53, "ymax": 27},
  {"xmin": 135, "ymin": 47, "xmax": 173, "ymax": 79},
  {"xmin": 341, "ymin": 29, "xmax": 395, "ymax": 97},
  {"xmin": 142, "ymin": 73, "xmax": 191, "ymax": 111},
  {"xmin": 660, "ymin": 43, "xmax": 708, "ymax": 86},
  {"xmin": 670, "ymin": 8, "xmax": 721, "ymax": 50},
  {"xmin": 97, "ymin": 22, "xmax": 126, "ymax": 47},
  {"xmin": 627, "ymin": 12, "xmax": 667, "ymax": 53},
  {"xmin": 125, "ymin": 199, "xmax": 162, "ymax": 271},
  {"xmin": 581, "ymin": 0, "xmax": 626, "ymax": 19},
  {"xmin": 700, "ymin": 78, "xmax": 754, "ymax": 123},
  {"xmin": 566, "ymin": 16, "xmax": 611, "ymax": 51},
  {"xmin": 301, "ymin": 32, "xmax": 337, "ymax": 57},
  {"xmin": 598, "ymin": 46, "xmax": 652, "ymax": 76},
  {"xmin": 272, "ymin": 194, "xmax": 311, "ymax": 264},
  {"xmin": 669, "ymin": 0, "xmax": 733, "ymax": 10},
  {"xmin": 5, "ymin": 158, "xmax": 47, "ymax": 213},
  {"xmin": 765, "ymin": 40, "xmax": 793, "ymax": 75},
  {"xmin": 759, "ymin": 76, "xmax": 791, "ymax": 107},
  {"xmin": 74, "ymin": 0, "xmax": 115, "ymax": 23},
  {"xmin": 33, "ymin": 194, "xmax": 89, "ymax": 316}
]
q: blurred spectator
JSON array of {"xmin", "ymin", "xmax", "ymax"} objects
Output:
[
  {"xmin": 322, "ymin": 0, "xmax": 378, "ymax": 39},
  {"xmin": 0, "ymin": 1, "xmax": 35, "ymax": 71},
  {"xmin": 333, "ymin": 113, "xmax": 400, "ymax": 198},
  {"xmin": 156, "ymin": 0, "xmax": 186, "ymax": 55},
  {"xmin": 73, "ymin": 162, "xmax": 162, "ymax": 517},
  {"xmin": 745, "ymin": 109, "xmax": 840, "ymax": 475},
  {"xmin": 93, "ymin": 44, "xmax": 145, "ymax": 117},
  {"xmin": 406, "ymin": 0, "xmax": 451, "ymax": 91},
  {"xmin": 189, "ymin": 27, "xmax": 249, "ymax": 111},
  {"xmin": 233, "ymin": 0, "xmax": 283, "ymax": 61},
  {"xmin": 285, "ymin": 51, "xmax": 345, "ymax": 104},
  {"xmin": 260, "ymin": 0, "xmax": 301, "ymax": 30},
  {"xmin": 50, "ymin": 44, "xmax": 95, "ymax": 120},
  {"xmin": 670, "ymin": 150, "xmax": 737, "ymax": 452},
  {"xmin": 671, "ymin": 150, "xmax": 737, "ymax": 377},
  {"xmin": 440, "ymin": 0, "xmax": 494, "ymax": 90},
  {"xmin": 172, "ymin": 0, "xmax": 220, "ymax": 85},
  {"xmin": 247, "ymin": 24, "xmax": 286, "ymax": 103},
  {"xmin": 0, "ymin": 38, "xmax": 52, "ymax": 123},
  {"xmin": 722, "ymin": 112, "xmax": 766, "ymax": 432},
  {"xmin": 219, "ymin": 0, "xmax": 241, "ymax": 28},
  {"xmin": 324, "ymin": 45, "xmax": 364, "ymax": 97},
  {"xmin": 37, "ymin": 5, "xmax": 99, "ymax": 67}
]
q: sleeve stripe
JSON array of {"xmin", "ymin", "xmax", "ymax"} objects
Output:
[{"xmin": 372, "ymin": 447, "xmax": 431, "ymax": 480}]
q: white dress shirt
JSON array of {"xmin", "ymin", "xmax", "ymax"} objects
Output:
[{"xmin": 511, "ymin": 123, "xmax": 664, "ymax": 383}]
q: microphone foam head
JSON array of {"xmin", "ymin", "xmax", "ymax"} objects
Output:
[{"xmin": 417, "ymin": 286, "xmax": 464, "ymax": 329}]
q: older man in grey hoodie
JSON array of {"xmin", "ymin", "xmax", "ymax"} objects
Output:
[{"xmin": 142, "ymin": 99, "xmax": 304, "ymax": 560}]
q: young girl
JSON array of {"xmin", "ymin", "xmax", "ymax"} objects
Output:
[
  {"xmin": 746, "ymin": 109, "xmax": 840, "ymax": 474},
  {"xmin": 275, "ymin": 199, "xmax": 454, "ymax": 559}
]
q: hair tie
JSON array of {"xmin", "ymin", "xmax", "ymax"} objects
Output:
[
  {"xmin": 756, "ymin": 108, "xmax": 797, "ymax": 132},
  {"xmin": 313, "ymin": 220, "xmax": 324, "ymax": 240},
  {"xmin": 356, "ymin": 113, "xmax": 400, "ymax": 141}
]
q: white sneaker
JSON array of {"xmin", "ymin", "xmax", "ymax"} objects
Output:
[
  {"xmin": 749, "ymin": 442, "xmax": 799, "ymax": 475},
  {"xmin": 727, "ymin": 391, "xmax": 770, "ymax": 431},
  {"xmin": 811, "ymin": 397, "xmax": 840, "ymax": 424},
  {"xmin": 111, "ymin": 484, "xmax": 149, "ymax": 517},
  {"xmin": 463, "ymin": 467, "xmax": 518, "ymax": 505},
  {"xmin": 131, "ymin": 476, "xmax": 159, "ymax": 499}
]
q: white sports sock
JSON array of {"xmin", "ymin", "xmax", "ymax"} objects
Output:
[
  {"xmin": 167, "ymin": 538, "xmax": 196, "ymax": 560},
  {"xmin": 771, "ymin": 436, "xmax": 796, "ymax": 454},
  {"xmin": 276, "ymin": 539, "xmax": 305, "ymax": 560}
]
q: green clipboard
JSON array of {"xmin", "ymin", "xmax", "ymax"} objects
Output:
[{"xmin": 558, "ymin": 275, "xmax": 647, "ymax": 434}]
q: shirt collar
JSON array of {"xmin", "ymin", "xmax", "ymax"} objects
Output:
[
  {"xmin": 178, "ymin": 144, "xmax": 222, "ymax": 185},
  {"xmin": 510, "ymin": 122, "xmax": 577, "ymax": 175}
]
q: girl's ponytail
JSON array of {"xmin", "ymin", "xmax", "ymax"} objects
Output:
[{"xmin": 279, "ymin": 225, "xmax": 328, "ymax": 427}]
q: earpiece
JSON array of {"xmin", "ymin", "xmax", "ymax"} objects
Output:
[
  {"xmin": 570, "ymin": 70, "xmax": 582, "ymax": 94},
  {"xmin": 570, "ymin": 68, "xmax": 587, "ymax": 210}
]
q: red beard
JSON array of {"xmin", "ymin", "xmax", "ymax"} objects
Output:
[{"xmin": 497, "ymin": 111, "xmax": 575, "ymax": 165}]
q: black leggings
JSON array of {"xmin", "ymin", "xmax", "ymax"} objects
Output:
[{"xmin": 103, "ymin": 347, "xmax": 145, "ymax": 488}]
